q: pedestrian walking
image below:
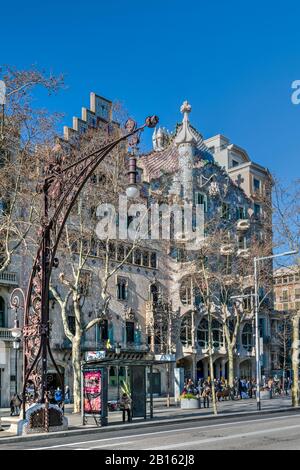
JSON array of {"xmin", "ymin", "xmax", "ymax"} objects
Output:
[
  {"xmin": 284, "ymin": 378, "xmax": 289, "ymax": 396},
  {"xmin": 64, "ymin": 385, "xmax": 71, "ymax": 404},
  {"xmin": 14, "ymin": 393, "xmax": 22, "ymax": 416},
  {"xmin": 10, "ymin": 393, "xmax": 22, "ymax": 416}
]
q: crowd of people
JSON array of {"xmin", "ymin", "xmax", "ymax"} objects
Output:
[{"xmin": 181, "ymin": 375, "xmax": 292, "ymax": 405}]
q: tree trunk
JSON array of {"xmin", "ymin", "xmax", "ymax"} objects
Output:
[
  {"xmin": 72, "ymin": 338, "xmax": 82, "ymax": 413},
  {"xmin": 282, "ymin": 321, "xmax": 286, "ymax": 394},
  {"xmin": 227, "ymin": 346, "xmax": 234, "ymax": 388},
  {"xmin": 208, "ymin": 311, "xmax": 217, "ymax": 415},
  {"xmin": 292, "ymin": 313, "xmax": 300, "ymax": 407},
  {"xmin": 166, "ymin": 364, "xmax": 170, "ymax": 407}
]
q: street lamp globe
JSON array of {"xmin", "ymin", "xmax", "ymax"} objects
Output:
[
  {"xmin": 126, "ymin": 184, "xmax": 140, "ymax": 199},
  {"xmin": 11, "ymin": 320, "xmax": 22, "ymax": 339}
]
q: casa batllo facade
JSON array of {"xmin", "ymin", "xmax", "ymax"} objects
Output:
[
  {"xmin": 138, "ymin": 101, "xmax": 273, "ymax": 383},
  {"xmin": 0, "ymin": 93, "xmax": 273, "ymax": 405}
]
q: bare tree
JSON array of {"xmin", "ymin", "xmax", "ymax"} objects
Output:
[
  {"xmin": 273, "ymin": 178, "xmax": 300, "ymax": 405},
  {"xmin": 0, "ymin": 65, "xmax": 64, "ymax": 272},
  {"xmin": 274, "ymin": 311, "xmax": 292, "ymax": 390}
]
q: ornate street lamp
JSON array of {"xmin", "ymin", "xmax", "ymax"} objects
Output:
[
  {"xmin": 10, "ymin": 288, "xmax": 25, "ymax": 397},
  {"xmin": 21, "ymin": 114, "xmax": 158, "ymax": 421}
]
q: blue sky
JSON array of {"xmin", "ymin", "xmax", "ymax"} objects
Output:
[{"xmin": 1, "ymin": 0, "xmax": 300, "ymax": 182}]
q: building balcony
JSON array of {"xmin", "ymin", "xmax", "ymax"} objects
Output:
[
  {"xmin": 123, "ymin": 342, "xmax": 149, "ymax": 352},
  {"xmin": 220, "ymin": 244, "xmax": 235, "ymax": 255},
  {"xmin": 199, "ymin": 345, "xmax": 227, "ymax": 356},
  {"xmin": 0, "ymin": 328, "xmax": 13, "ymax": 341},
  {"xmin": 181, "ymin": 344, "xmax": 227, "ymax": 356},
  {"xmin": 237, "ymin": 219, "xmax": 250, "ymax": 231},
  {"xmin": 237, "ymin": 248, "xmax": 250, "ymax": 258},
  {"xmin": 250, "ymin": 188, "xmax": 265, "ymax": 200},
  {"xmin": 58, "ymin": 338, "xmax": 150, "ymax": 353},
  {"xmin": 182, "ymin": 344, "xmax": 197, "ymax": 355},
  {"xmin": 0, "ymin": 271, "xmax": 18, "ymax": 286}
]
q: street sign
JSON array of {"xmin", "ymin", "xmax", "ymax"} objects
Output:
[
  {"xmin": 85, "ymin": 350, "xmax": 106, "ymax": 362},
  {"xmin": 154, "ymin": 354, "xmax": 175, "ymax": 362}
]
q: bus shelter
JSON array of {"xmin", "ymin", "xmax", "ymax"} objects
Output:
[{"xmin": 81, "ymin": 352, "xmax": 175, "ymax": 426}]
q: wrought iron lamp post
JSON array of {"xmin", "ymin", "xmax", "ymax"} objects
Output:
[
  {"xmin": 12, "ymin": 338, "xmax": 21, "ymax": 395},
  {"xmin": 10, "ymin": 288, "xmax": 24, "ymax": 397},
  {"xmin": 21, "ymin": 114, "xmax": 158, "ymax": 421}
]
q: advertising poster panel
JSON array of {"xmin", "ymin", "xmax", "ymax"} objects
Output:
[{"xmin": 83, "ymin": 369, "xmax": 102, "ymax": 415}]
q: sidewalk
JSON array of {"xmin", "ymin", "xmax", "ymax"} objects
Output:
[{"xmin": 0, "ymin": 396, "xmax": 295, "ymax": 441}]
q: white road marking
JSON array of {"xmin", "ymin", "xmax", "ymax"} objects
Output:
[
  {"xmin": 32, "ymin": 413, "xmax": 300, "ymax": 450},
  {"xmin": 73, "ymin": 441, "xmax": 136, "ymax": 450},
  {"xmin": 147, "ymin": 423, "xmax": 300, "ymax": 450}
]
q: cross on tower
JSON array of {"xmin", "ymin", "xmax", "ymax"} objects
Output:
[{"xmin": 235, "ymin": 174, "xmax": 244, "ymax": 188}]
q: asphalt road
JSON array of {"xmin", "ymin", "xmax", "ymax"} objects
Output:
[{"xmin": 2, "ymin": 411, "xmax": 300, "ymax": 450}]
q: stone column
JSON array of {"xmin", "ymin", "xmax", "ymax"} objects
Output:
[
  {"xmin": 221, "ymin": 358, "xmax": 227, "ymax": 380},
  {"xmin": 203, "ymin": 358, "xmax": 209, "ymax": 379},
  {"xmin": 234, "ymin": 360, "xmax": 240, "ymax": 379},
  {"xmin": 191, "ymin": 355, "xmax": 197, "ymax": 383}
]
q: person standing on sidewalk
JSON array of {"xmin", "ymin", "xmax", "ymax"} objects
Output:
[
  {"xmin": 64, "ymin": 385, "xmax": 71, "ymax": 404},
  {"xmin": 120, "ymin": 393, "xmax": 132, "ymax": 422},
  {"xmin": 201, "ymin": 382, "xmax": 210, "ymax": 408},
  {"xmin": 10, "ymin": 395, "xmax": 16, "ymax": 416}
]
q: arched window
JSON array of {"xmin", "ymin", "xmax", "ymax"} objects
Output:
[
  {"xmin": 180, "ymin": 313, "xmax": 192, "ymax": 347},
  {"xmin": 212, "ymin": 320, "xmax": 224, "ymax": 348},
  {"xmin": 0, "ymin": 297, "xmax": 5, "ymax": 328},
  {"xmin": 242, "ymin": 323, "xmax": 253, "ymax": 351},
  {"xmin": 179, "ymin": 275, "xmax": 203, "ymax": 307},
  {"xmin": 197, "ymin": 319, "xmax": 208, "ymax": 348},
  {"xmin": 117, "ymin": 277, "xmax": 128, "ymax": 301},
  {"xmin": 197, "ymin": 319, "xmax": 224, "ymax": 349},
  {"xmin": 126, "ymin": 321, "xmax": 135, "ymax": 344},
  {"xmin": 99, "ymin": 319, "xmax": 109, "ymax": 342},
  {"xmin": 150, "ymin": 284, "xmax": 159, "ymax": 303}
]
